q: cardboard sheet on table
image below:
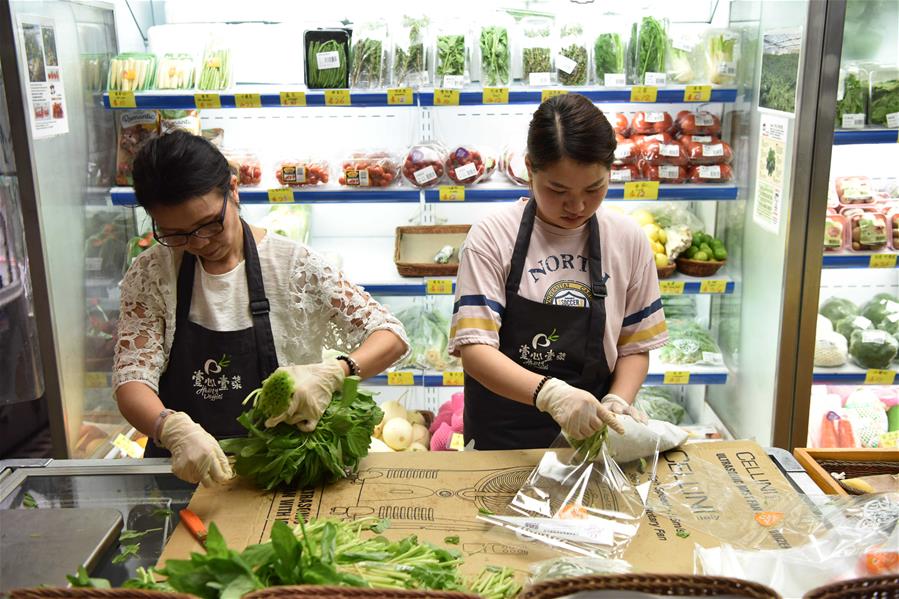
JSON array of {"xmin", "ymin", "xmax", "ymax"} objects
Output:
[{"xmin": 158, "ymin": 441, "xmax": 797, "ymax": 577}]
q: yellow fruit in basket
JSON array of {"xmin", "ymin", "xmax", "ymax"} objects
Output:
[
  {"xmin": 658, "ymin": 229, "xmax": 668, "ymax": 245},
  {"xmin": 631, "ymin": 209, "xmax": 655, "ymax": 227},
  {"xmin": 642, "ymin": 223, "xmax": 661, "ymax": 242},
  {"xmin": 654, "ymin": 253, "xmax": 669, "ymax": 268},
  {"xmin": 652, "ymin": 241, "xmax": 666, "ymax": 255}
]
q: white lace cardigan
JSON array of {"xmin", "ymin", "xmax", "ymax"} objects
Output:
[{"xmin": 113, "ymin": 232, "xmax": 408, "ymax": 392}]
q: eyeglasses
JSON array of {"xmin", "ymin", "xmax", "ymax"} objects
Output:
[{"xmin": 152, "ymin": 194, "xmax": 227, "ymax": 247}]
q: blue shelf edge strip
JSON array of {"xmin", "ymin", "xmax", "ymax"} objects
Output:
[
  {"xmin": 362, "ymin": 281, "xmax": 734, "ymax": 296},
  {"xmin": 367, "ymin": 372, "xmax": 728, "ymax": 387},
  {"xmin": 812, "ymin": 372, "xmax": 880, "ymax": 384},
  {"xmin": 102, "ymin": 87, "xmax": 739, "ymax": 110},
  {"xmin": 833, "ymin": 129, "xmax": 899, "ymax": 145},
  {"xmin": 822, "ymin": 254, "xmax": 897, "ymax": 268},
  {"xmin": 110, "ymin": 188, "xmax": 421, "ymax": 205}
]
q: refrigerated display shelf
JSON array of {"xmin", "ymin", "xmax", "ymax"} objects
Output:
[
  {"xmin": 822, "ymin": 253, "xmax": 899, "ymax": 268},
  {"xmin": 424, "ymin": 184, "xmax": 739, "ymax": 202},
  {"xmin": 812, "ymin": 363, "xmax": 898, "ymax": 385},
  {"xmin": 833, "ymin": 128, "xmax": 899, "ymax": 145},
  {"xmin": 102, "ymin": 86, "xmax": 739, "ymax": 110}
]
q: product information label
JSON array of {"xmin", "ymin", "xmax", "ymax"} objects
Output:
[
  {"xmin": 663, "ymin": 371, "xmax": 691, "ymax": 385},
  {"xmin": 623, "ymin": 181, "xmax": 660, "ymax": 200},
  {"xmin": 113, "ymin": 433, "xmax": 144, "ymax": 459},
  {"xmin": 865, "ymin": 369, "xmax": 896, "ymax": 385},
  {"xmin": 695, "ymin": 112, "xmax": 715, "ymax": 126},
  {"xmin": 235, "ymin": 93, "xmax": 261, "ymax": 108},
  {"xmin": 555, "ymin": 54, "xmax": 578, "ymax": 74},
  {"xmin": 343, "ymin": 168, "xmax": 370, "ymax": 187},
  {"xmin": 387, "ymin": 371, "xmax": 415, "ymax": 386},
  {"xmin": 434, "ymin": 88, "xmax": 460, "ymax": 105},
  {"xmin": 279, "ymin": 91, "xmax": 307, "ymax": 106},
  {"xmin": 692, "ymin": 135, "xmax": 714, "ymax": 143},
  {"xmin": 438, "ymin": 186, "xmax": 465, "ymax": 201},
  {"xmin": 267, "ymin": 188, "xmax": 293, "ymax": 203},
  {"xmin": 869, "ymin": 254, "xmax": 897, "ymax": 268},
  {"xmin": 841, "ymin": 113, "xmax": 865, "ymax": 129},
  {"xmin": 85, "ymin": 257, "xmax": 102, "ymax": 272},
  {"xmin": 482, "ymin": 87, "xmax": 509, "ymax": 104},
  {"xmin": 529, "ymin": 72, "xmax": 552, "ymax": 86},
  {"xmin": 449, "ymin": 433, "xmax": 466, "ymax": 451},
  {"xmin": 316, "ymin": 51, "xmax": 341, "ymax": 70},
  {"xmin": 659, "ymin": 165, "xmax": 681, "ymax": 180},
  {"xmin": 660, "ymin": 143, "xmax": 681, "ymax": 157},
  {"xmin": 541, "ymin": 88, "xmax": 567, "ymax": 102},
  {"xmin": 659, "ymin": 281, "xmax": 685, "ymax": 295},
  {"xmin": 614, "ymin": 146, "xmax": 631, "ymax": 160},
  {"xmin": 443, "ymin": 371, "xmax": 464, "ymax": 386},
  {"xmin": 644, "ymin": 72, "xmax": 667, "ymax": 86},
  {"xmin": 646, "ymin": 111, "xmax": 666, "ymax": 122},
  {"xmin": 700, "ymin": 280, "xmax": 727, "ymax": 294},
  {"xmin": 84, "ymin": 371, "xmax": 108, "ymax": 388},
  {"xmin": 702, "ymin": 144, "xmax": 724, "ymax": 157},
  {"xmin": 604, "ymin": 73, "xmax": 626, "ymax": 87},
  {"xmin": 443, "ymin": 75, "xmax": 465, "ymax": 89},
  {"xmin": 684, "ymin": 85, "xmax": 712, "ymax": 102},
  {"xmin": 610, "ymin": 169, "xmax": 632, "ymax": 182},
  {"xmin": 194, "ymin": 93, "xmax": 221, "ymax": 109},
  {"xmin": 699, "ymin": 165, "xmax": 722, "ymax": 179},
  {"xmin": 426, "ymin": 278, "xmax": 454, "ymax": 294},
  {"xmin": 324, "ymin": 89, "xmax": 351, "ymax": 106},
  {"xmin": 387, "ymin": 87, "xmax": 413, "ymax": 105},
  {"xmin": 414, "ymin": 165, "xmax": 438, "ymax": 185},
  {"xmin": 108, "ymin": 90, "xmax": 136, "ymax": 108},
  {"xmin": 886, "ymin": 112, "xmax": 899, "ymax": 128},
  {"xmin": 701, "ymin": 352, "xmax": 724, "ymax": 366},
  {"xmin": 718, "ymin": 62, "xmax": 737, "ymax": 77},
  {"xmin": 454, "ymin": 162, "xmax": 478, "ymax": 181}
]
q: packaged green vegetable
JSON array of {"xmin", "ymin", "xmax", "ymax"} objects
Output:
[
  {"xmin": 850, "ymin": 329, "xmax": 899, "ymax": 369},
  {"xmin": 659, "ymin": 320, "xmax": 722, "ymax": 366},
  {"xmin": 305, "ymin": 29, "xmax": 350, "ymax": 89},
  {"xmin": 434, "ymin": 21, "xmax": 469, "ymax": 88},
  {"xmin": 836, "ymin": 66, "xmax": 869, "ymax": 128},
  {"xmin": 108, "ymin": 52, "xmax": 156, "ymax": 92},
  {"xmin": 633, "ymin": 17, "xmax": 667, "ymax": 85},
  {"xmin": 635, "ymin": 387, "xmax": 686, "ymax": 425},
  {"xmin": 521, "ymin": 17, "xmax": 555, "ymax": 86},
  {"xmin": 197, "ymin": 36, "xmax": 231, "ymax": 91},
  {"xmin": 478, "ymin": 21, "xmax": 511, "ymax": 87},
  {"xmin": 704, "ymin": 29, "xmax": 739, "ymax": 85},
  {"xmin": 556, "ymin": 23, "xmax": 589, "ymax": 86},
  {"xmin": 594, "ymin": 29, "xmax": 626, "ymax": 86},
  {"xmin": 393, "ymin": 304, "xmax": 459, "ymax": 371},
  {"xmin": 868, "ymin": 66, "xmax": 899, "ymax": 127},
  {"xmin": 392, "ymin": 15, "xmax": 430, "ymax": 87},
  {"xmin": 820, "ymin": 297, "xmax": 859, "ymax": 326},
  {"xmin": 351, "ymin": 21, "xmax": 389, "ymax": 89},
  {"xmin": 666, "ymin": 27, "xmax": 705, "ymax": 85}
]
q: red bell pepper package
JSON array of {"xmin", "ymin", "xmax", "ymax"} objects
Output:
[
  {"xmin": 687, "ymin": 164, "xmax": 733, "ymax": 183},
  {"xmin": 631, "ymin": 111, "xmax": 673, "ymax": 135},
  {"xmin": 823, "ymin": 213, "xmax": 848, "ymax": 252},
  {"xmin": 641, "ymin": 161, "xmax": 687, "ymax": 184},
  {"xmin": 275, "ymin": 159, "xmax": 329, "ymax": 187},
  {"xmin": 685, "ymin": 140, "xmax": 733, "ymax": 165},
  {"xmin": 610, "ymin": 164, "xmax": 641, "ymax": 183},
  {"xmin": 675, "ymin": 110, "xmax": 722, "ymax": 135},
  {"xmin": 446, "ymin": 145, "xmax": 488, "ymax": 185},
  {"xmin": 338, "ymin": 151, "xmax": 400, "ymax": 187},
  {"xmin": 221, "ymin": 149, "xmax": 262, "ymax": 187},
  {"xmin": 641, "ymin": 139, "xmax": 689, "ymax": 166},
  {"xmin": 402, "ymin": 143, "xmax": 447, "ymax": 188}
]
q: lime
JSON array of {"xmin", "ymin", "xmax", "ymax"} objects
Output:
[
  {"xmin": 694, "ymin": 251, "xmax": 709, "ymax": 261},
  {"xmin": 714, "ymin": 247, "xmax": 728, "ymax": 261},
  {"xmin": 686, "ymin": 246, "xmax": 699, "ymax": 259}
]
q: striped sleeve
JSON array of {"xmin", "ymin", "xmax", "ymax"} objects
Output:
[
  {"xmin": 448, "ymin": 246, "xmax": 506, "ymax": 356},
  {"xmin": 617, "ymin": 258, "xmax": 668, "ymax": 356}
]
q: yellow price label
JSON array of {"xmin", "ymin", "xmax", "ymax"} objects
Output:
[
  {"xmin": 194, "ymin": 93, "xmax": 221, "ymax": 109},
  {"xmin": 630, "ymin": 86, "xmax": 658, "ymax": 102},
  {"xmin": 426, "ymin": 279, "xmax": 454, "ymax": 295},
  {"xmin": 684, "ymin": 85, "xmax": 712, "ymax": 102},
  {"xmin": 280, "ymin": 91, "xmax": 307, "ymax": 106},
  {"xmin": 700, "ymin": 280, "xmax": 727, "ymax": 294},
  {"xmin": 387, "ymin": 87, "xmax": 413, "ymax": 105},
  {"xmin": 483, "ymin": 87, "xmax": 509, "ymax": 104},
  {"xmin": 84, "ymin": 371, "xmax": 108, "ymax": 388},
  {"xmin": 434, "ymin": 88, "xmax": 460, "ymax": 106},
  {"xmin": 267, "ymin": 188, "xmax": 294, "ymax": 203},
  {"xmin": 387, "ymin": 371, "xmax": 415, "ymax": 386},
  {"xmin": 324, "ymin": 89, "xmax": 351, "ymax": 106},
  {"xmin": 879, "ymin": 430, "xmax": 899, "ymax": 448},
  {"xmin": 869, "ymin": 254, "xmax": 897, "ymax": 268},
  {"xmin": 659, "ymin": 281, "xmax": 685, "ymax": 295},
  {"xmin": 663, "ymin": 371, "xmax": 691, "ymax": 385},
  {"xmin": 443, "ymin": 371, "xmax": 465, "ymax": 386},
  {"xmin": 449, "ymin": 433, "xmax": 466, "ymax": 451},
  {"xmin": 108, "ymin": 90, "xmax": 136, "ymax": 108},
  {"xmin": 234, "ymin": 93, "xmax": 261, "ymax": 108},
  {"xmin": 439, "ymin": 185, "xmax": 465, "ymax": 201},
  {"xmin": 113, "ymin": 433, "xmax": 144, "ymax": 459},
  {"xmin": 623, "ymin": 181, "xmax": 660, "ymax": 200},
  {"xmin": 865, "ymin": 369, "xmax": 896, "ymax": 385},
  {"xmin": 541, "ymin": 88, "xmax": 568, "ymax": 103}
]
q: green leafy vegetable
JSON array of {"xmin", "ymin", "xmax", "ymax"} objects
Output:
[
  {"xmin": 594, "ymin": 33, "xmax": 625, "ymax": 81},
  {"xmin": 861, "ymin": 293, "xmax": 899, "ymax": 326},
  {"xmin": 436, "ymin": 35, "xmax": 466, "ymax": 78},
  {"xmin": 870, "ymin": 79, "xmax": 899, "ymax": 126},
  {"xmin": 820, "ymin": 297, "xmax": 859, "ymax": 326},
  {"xmin": 659, "ymin": 321, "xmax": 721, "ymax": 365},
  {"xmin": 394, "ymin": 304, "xmax": 458, "ymax": 371},
  {"xmin": 393, "ymin": 16, "xmax": 428, "ymax": 86},
  {"xmin": 850, "ymin": 329, "xmax": 899, "ymax": 369},
  {"xmin": 635, "ymin": 17, "xmax": 666, "ymax": 82},
  {"xmin": 558, "ymin": 43, "xmax": 588, "ymax": 86},
  {"xmin": 67, "ymin": 566, "xmax": 112, "ymax": 589},
  {"xmin": 112, "ymin": 543, "xmax": 141, "ymax": 564},
  {"xmin": 568, "ymin": 426, "xmax": 608, "ymax": 463},
  {"xmin": 466, "ymin": 565, "xmax": 521, "ymax": 599},
  {"xmin": 705, "ymin": 32, "xmax": 738, "ymax": 85},
  {"xmin": 119, "ymin": 528, "xmax": 162, "ymax": 542},
  {"xmin": 635, "ymin": 388, "xmax": 685, "ymax": 424},
  {"xmin": 479, "ymin": 26, "xmax": 510, "ymax": 87},
  {"xmin": 243, "ymin": 368, "xmax": 294, "ymax": 419},
  {"xmin": 444, "ymin": 535, "xmax": 460, "ymax": 545},
  {"xmin": 836, "ymin": 72, "xmax": 868, "ymax": 125},
  {"xmin": 351, "ymin": 36, "xmax": 386, "ymax": 88},
  {"xmin": 221, "ymin": 376, "xmax": 382, "ymax": 490},
  {"xmin": 153, "ymin": 508, "xmax": 174, "ymax": 519},
  {"xmin": 522, "ymin": 20, "xmax": 553, "ymax": 81},
  {"xmin": 666, "ymin": 40, "xmax": 694, "ymax": 84},
  {"xmin": 22, "ymin": 492, "xmax": 37, "ymax": 508},
  {"xmin": 306, "ymin": 37, "xmax": 349, "ymax": 89}
]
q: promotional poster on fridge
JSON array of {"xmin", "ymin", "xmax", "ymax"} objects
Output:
[{"xmin": 18, "ymin": 16, "xmax": 69, "ymax": 139}]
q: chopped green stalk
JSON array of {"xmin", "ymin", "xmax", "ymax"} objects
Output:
[
  {"xmin": 22, "ymin": 492, "xmax": 37, "ymax": 508},
  {"xmin": 568, "ymin": 426, "xmax": 609, "ymax": 462}
]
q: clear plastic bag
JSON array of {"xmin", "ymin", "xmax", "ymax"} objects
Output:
[
  {"xmin": 446, "ymin": 145, "xmax": 490, "ymax": 185},
  {"xmin": 198, "ymin": 33, "xmax": 231, "ymax": 90},
  {"xmin": 703, "ymin": 29, "xmax": 740, "ymax": 86},
  {"xmin": 221, "ymin": 148, "xmax": 262, "ymax": 186},
  {"xmin": 593, "ymin": 21, "xmax": 627, "ymax": 87},
  {"xmin": 557, "ymin": 22, "xmax": 589, "ymax": 86},
  {"xmin": 529, "ymin": 556, "xmax": 632, "ymax": 584},
  {"xmin": 500, "ymin": 146, "xmax": 529, "ymax": 187},
  {"xmin": 154, "ymin": 53, "xmax": 194, "ymax": 90},
  {"xmin": 401, "ymin": 142, "xmax": 447, "ymax": 188},
  {"xmin": 477, "ymin": 16, "xmax": 512, "ymax": 87},
  {"xmin": 392, "ymin": 15, "xmax": 430, "ymax": 88},
  {"xmin": 274, "ymin": 158, "xmax": 330, "ymax": 187},
  {"xmin": 337, "ymin": 150, "xmax": 400, "ymax": 187},
  {"xmin": 521, "ymin": 17, "xmax": 555, "ymax": 87},
  {"xmin": 351, "ymin": 20, "xmax": 389, "ymax": 89},
  {"xmin": 434, "ymin": 20, "xmax": 470, "ymax": 88}
]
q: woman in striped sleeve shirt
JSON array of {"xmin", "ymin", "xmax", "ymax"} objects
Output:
[{"xmin": 449, "ymin": 94, "xmax": 668, "ymax": 450}]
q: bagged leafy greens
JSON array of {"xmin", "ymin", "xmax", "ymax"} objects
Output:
[
  {"xmin": 478, "ymin": 19, "xmax": 511, "ymax": 87},
  {"xmin": 659, "ymin": 321, "xmax": 722, "ymax": 365},
  {"xmin": 819, "ymin": 297, "xmax": 859, "ymax": 326}
]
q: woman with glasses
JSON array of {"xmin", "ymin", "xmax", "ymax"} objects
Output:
[{"xmin": 114, "ymin": 130, "xmax": 408, "ymax": 485}]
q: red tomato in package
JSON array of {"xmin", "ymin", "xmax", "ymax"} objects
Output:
[
  {"xmin": 632, "ymin": 132, "xmax": 674, "ymax": 149},
  {"xmin": 338, "ymin": 152, "xmax": 399, "ymax": 187},
  {"xmin": 631, "ymin": 111, "xmax": 673, "ymax": 135},
  {"xmin": 641, "ymin": 139, "xmax": 689, "ymax": 167},
  {"xmin": 446, "ymin": 145, "xmax": 488, "ymax": 185},
  {"xmin": 641, "ymin": 161, "xmax": 687, "ymax": 184},
  {"xmin": 610, "ymin": 164, "xmax": 641, "ymax": 183},
  {"xmin": 678, "ymin": 134, "xmax": 718, "ymax": 147},
  {"xmin": 687, "ymin": 164, "xmax": 734, "ymax": 183},
  {"xmin": 676, "ymin": 111, "xmax": 722, "ymax": 135},
  {"xmin": 275, "ymin": 159, "xmax": 329, "ymax": 187},
  {"xmin": 402, "ymin": 143, "xmax": 447, "ymax": 189},
  {"xmin": 612, "ymin": 113, "xmax": 629, "ymax": 136},
  {"xmin": 613, "ymin": 139, "xmax": 639, "ymax": 165},
  {"xmin": 685, "ymin": 140, "xmax": 733, "ymax": 165}
]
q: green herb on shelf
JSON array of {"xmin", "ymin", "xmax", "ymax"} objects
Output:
[
  {"xmin": 436, "ymin": 34, "xmax": 466, "ymax": 77},
  {"xmin": 558, "ymin": 42, "xmax": 588, "ymax": 86},
  {"xmin": 870, "ymin": 79, "xmax": 899, "ymax": 126},
  {"xmin": 523, "ymin": 48, "xmax": 553, "ymax": 79},
  {"xmin": 636, "ymin": 17, "xmax": 666, "ymax": 81},
  {"xmin": 351, "ymin": 37, "xmax": 386, "ymax": 88},
  {"xmin": 836, "ymin": 72, "xmax": 868, "ymax": 125},
  {"xmin": 479, "ymin": 26, "xmax": 510, "ymax": 86},
  {"xmin": 594, "ymin": 33, "xmax": 625, "ymax": 81},
  {"xmin": 394, "ymin": 16, "xmax": 428, "ymax": 86}
]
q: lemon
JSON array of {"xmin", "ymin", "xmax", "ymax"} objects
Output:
[
  {"xmin": 658, "ymin": 229, "xmax": 668, "ymax": 245},
  {"xmin": 631, "ymin": 209, "xmax": 655, "ymax": 227},
  {"xmin": 642, "ymin": 223, "xmax": 661, "ymax": 242},
  {"xmin": 654, "ymin": 253, "xmax": 669, "ymax": 268},
  {"xmin": 652, "ymin": 241, "xmax": 666, "ymax": 255}
]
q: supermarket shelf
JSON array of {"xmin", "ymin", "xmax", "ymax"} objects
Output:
[
  {"xmin": 110, "ymin": 186, "xmax": 420, "ymax": 206},
  {"xmin": 423, "ymin": 183, "xmax": 741, "ymax": 203},
  {"xmin": 103, "ymin": 86, "xmax": 739, "ymax": 110},
  {"xmin": 822, "ymin": 253, "xmax": 899, "ymax": 269},
  {"xmin": 833, "ymin": 128, "xmax": 899, "ymax": 145},
  {"xmin": 812, "ymin": 364, "xmax": 896, "ymax": 385}
]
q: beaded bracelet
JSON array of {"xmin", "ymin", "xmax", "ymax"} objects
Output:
[{"xmin": 532, "ymin": 376, "xmax": 552, "ymax": 405}]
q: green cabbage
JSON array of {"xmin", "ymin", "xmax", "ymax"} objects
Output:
[
  {"xmin": 835, "ymin": 315, "xmax": 873, "ymax": 342},
  {"xmin": 820, "ymin": 297, "xmax": 859, "ymax": 326},
  {"xmin": 860, "ymin": 293, "xmax": 899, "ymax": 326},
  {"xmin": 849, "ymin": 329, "xmax": 899, "ymax": 369}
]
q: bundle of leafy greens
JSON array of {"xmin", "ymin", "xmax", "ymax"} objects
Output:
[
  {"xmin": 393, "ymin": 16, "xmax": 428, "ymax": 86},
  {"xmin": 393, "ymin": 304, "xmax": 459, "ymax": 371},
  {"xmin": 634, "ymin": 17, "xmax": 666, "ymax": 82},
  {"xmin": 351, "ymin": 36, "xmax": 387, "ymax": 88},
  {"xmin": 870, "ymin": 78, "xmax": 899, "ymax": 126},
  {"xmin": 436, "ymin": 34, "xmax": 466, "ymax": 77},
  {"xmin": 479, "ymin": 26, "xmax": 510, "ymax": 86},
  {"xmin": 836, "ymin": 71, "xmax": 868, "ymax": 125},
  {"xmin": 594, "ymin": 33, "xmax": 625, "ymax": 81},
  {"xmin": 659, "ymin": 321, "xmax": 721, "ymax": 365},
  {"xmin": 220, "ymin": 375, "xmax": 381, "ymax": 490},
  {"xmin": 69, "ymin": 518, "xmax": 521, "ymax": 599}
]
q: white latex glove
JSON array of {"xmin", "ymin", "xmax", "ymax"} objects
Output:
[
  {"xmin": 601, "ymin": 393, "xmax": 649, "ymax": 425},
  {"xmin": 266, "ymin": 360, "xmax": 345, "ymax": 432},
  {"xmin": 536, "ymin": 378, "xmax": 625, "ymax": 440},
  {"xmin": 158, "ymin": 412, "xmax": 233, "ymax": 486}
]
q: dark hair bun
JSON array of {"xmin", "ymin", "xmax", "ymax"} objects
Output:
[{"xmin": 527, "ymin": 93, "xmax": 616, "ymax": 171}]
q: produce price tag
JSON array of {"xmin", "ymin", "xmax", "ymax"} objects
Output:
[
  {"xmin": 279, "ymin": 91, "xmax": 307, "ymax": 106},
  {"xmin": 387, "ymin": 87, "xmax": 413, "ymax": 105},
  {"xmin": 604, "ymin": 73, "xmax": 627, "ymax": 87},
  {"xmin": 324, "ymin": 89, "xmax": 351, "ymax": 106},
  {"xmin": 886, "ymin": 112, "xmax": 899, "ymax": 128},
  {"xmin": 879, "ymin": 430, "xmax": 899, "ymax": 448},
  {"xmin": 644, "ymin": 72, "xmax": 667, "ymax": 86},
  {"xmin": 700, "ymin": 279, "xmax": 727, "ymax": 294},
  {"xmin": 629, "ymin": 86, "xmax": 658, "ymax": 103},
  {"xmin": 869, "ymin": 254, "xmax": 897, "ymax": 268},
  {"xmin": 623, "ymin": 181, "xmax": 660, "ymax": 200},
  {"xmin": 426, "ymin": 279, "xmax": 454, "ymax": 295},
  {"xmin": 683, "ymin": 85, "xmax": 712, "ymax": 102},
  {"xmin": 841, "ymin": 113, "xmax": 865, "ymax": 129},
  {"xmin": 439, "ymin": 185, "xmax": 465, "ymax": 201},
  {"xmin": 84, "ymin": 372, "xmax": 108, "ymax": 388},
  {"xmin": 864, "ymin": 369, "xmax": 896, "ymax": 385},
  {"xmin": 663, "ymin": 371, "xmax": 691, "ymax": 385},
  {"xmin": 113, "ymin": 433, "xmax": 144, "ymax": 459},
  {"xmin": 541, "ymin": 88, "xmax": 568, "ymax": 103},
  {"xmin": 267, "ymin": 188, "xmax": 294, "ymax": 203},
  {"xmin": 235, "ymin": 93, "xmax": 261, "ymax": 108},
  {"xmin": 108, "ymin": 90, "xmax": 136, "ymax": 108},
  {"xmin": 482, "ymin": 87, "xmax": 509, "ymax": 104},
  {"xmin": 387, "ymin": 371, "xmax": 415, "ymax": 386},
  {"xmin": 443, "ymin": 371, "xmax": 465, "ymax": 386},
  {"xmin": 434, "ymin": 88, "xmax": 460, "ymax": 106},
  {"xmin": 194, "ymin": 93, "xmax": 221, "ymax": 109},
  {"xmin": 659, "ymin": 281, "xmax": 685, "ymax": 295},
  {"xmin": 449, "ymin": 433, "xmax": 465, "ymax": 451}
]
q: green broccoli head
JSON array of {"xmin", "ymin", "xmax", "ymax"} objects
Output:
[
  {"xmin": 849, "ymin": 329, "xmax": 898, "ymax": 369},
  {"xmin": 820, "ymin": 297, "xmax": 859, "ymax": 326},
  {"xmin": 258, "ymin": 369, "xmax": 295, "ymax": 418}
]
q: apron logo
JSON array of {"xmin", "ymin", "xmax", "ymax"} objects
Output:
[
  {"xmin": 544, "ymin": 280, "xmax": 593, "ymax": 308},
  {"xmin": 521, "ymin": 329, "xmax": 566, "ymax": 371},
  {"xmin": 193, "ymin": 354, "xmax": 241, "ymax": 403}
]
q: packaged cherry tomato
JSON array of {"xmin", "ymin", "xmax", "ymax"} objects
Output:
[
  {"xmin": 849, "ymin": 212, "xmax": 888, "ymax": 252},
  {"xmin": 631, "ymin": 110, "xmax": 673, "ymax": 135},
  {"xmin": 613, "ymin": 138, "xmax": 639, "ymax": 165},
  {"xmin": 337, "ymin": 151, "xmax": 400, "ymax": 188},
  {"xmin": 824, "ymin": 213, "xmax": 848, "ymax": 252},
  {"xmin": 641, "ymin": 138, "xmax": 689, "ymax": 166},
  {"xmin": 610, "ymin": 164, "xmax": 641, "ymax": 183},
  {"xmin": 480, "ymin": 154, "xmax": 498, "ymax": 183},
  {"xmin": 221, "ymin": 149, "xmax": 262, "ymax": 187},
  {"xmin": 685, "ymin": 140, "xmax": 733, "ymax": 165},
  {"xmin": 641, "ymin": 161, "xmax": 687, "ymax": 184},
  {"xmin": 687, "ymin": 164, "xmax": 734, "ymax": 183},
  {"xmin": 402, "ymin": 142, "xmax": 448, "ymax": 188},
  {"xmin": 275, "ymin": 159, "xmax": 330, "ymax": 187},
  {"xmin": 500, "ymin": 146, "xmax": 529, "ymax": 187},
  {"xmin": 675, "ymin": 110, "xmax": 722, "ymax": 135},
  {"xmin": 446, "ymin": 145, "xmax": 488, "ymax": 185}
]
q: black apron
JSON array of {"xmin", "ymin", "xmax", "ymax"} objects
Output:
[
  {"xmin": 145, "ymin": 219, "xmax": 279, "ymax": 457},
  {"xmin": 464, "ymin": 199, "xmax": 612, "ymax": 450}
]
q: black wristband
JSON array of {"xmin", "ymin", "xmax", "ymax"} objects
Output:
[
  {"xmin": 337, "ymin": 355, "xmax": 360, "ymax": 377},
  {"xmin": 532, "ymin": 376, "xmax": 552, "ymax": 406}
]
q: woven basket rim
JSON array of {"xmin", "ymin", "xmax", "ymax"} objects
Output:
[
  {"xmin": 802, "ymin": 574, "xmax": 899, "ymax": 599},
  {"xmin": 243, "ymin": 586, "xmax": 480, "ymax": 599},
  {"xmin": 8, "ymin": 589, "xmax": 194, "ymax": 599},
  {"xmin": 519, "ymin": 574, "xmax": 781, "ymax": 599}
]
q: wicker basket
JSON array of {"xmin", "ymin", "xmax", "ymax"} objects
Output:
[
  {"xmin": 394, "ymin": 225, "xmax": 471, "ymax": 277},
  {"xmin": 9, "ymin": 590, "xmax": 193, "ymax": 599},
  {"xmin": 803, "ymin": 575, "xmax": 899, "ymax": 599},
  {"xmin": 675, "ymin": 258, "xmax": 726, "ymax": 277},
  {"xmin": 793, "ymin": 448, "xmax": 899, "ymax": 495},
  {"xmin": 657, "ymin": 263, "xmax": 677, "ymax": 279},
  {"xmin": 244, "ymin": 587, "xmax": 480, "ymax": 599},
  {"xmin": 519, "ymin": 574, "xmax": 781, "ymax": 599}
]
